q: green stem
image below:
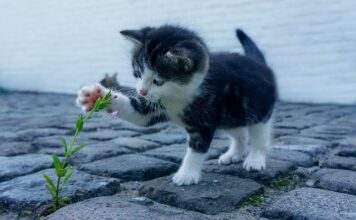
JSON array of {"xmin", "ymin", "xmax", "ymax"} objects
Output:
[
  {"xmin": 55, "ymin": 174, "xmax": 61, "ymax": 208},
  {"xmin": 55, "ymin": 110, "xmax": 94, "ymax": 208},
  {"xmin": 52, "ymin": 92, "xmax": 110, "ymax": 211}
]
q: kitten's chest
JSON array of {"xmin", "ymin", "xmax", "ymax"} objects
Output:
[{"xmin": 161, "ymin": 99, "xmax": 187, "ymax": 126}]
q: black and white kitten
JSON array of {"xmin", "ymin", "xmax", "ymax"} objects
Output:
[{"xmin": 76, "ymin": 25, "xmax": 277, "ymax": 186}]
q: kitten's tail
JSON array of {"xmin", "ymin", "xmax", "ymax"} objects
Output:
[{"xmin": 236, "ymin": 29, "xmax": 266, "ymax": 65}]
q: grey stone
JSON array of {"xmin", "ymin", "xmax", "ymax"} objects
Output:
[
  {"xmin": 33, "ymin": 135, "xmax": 92, "ymax": 149},
  {"xmin": 45, "ymin": 196, "xmax": 210, "ymax": 220},
  {"xmin": 337, "ymin": 136, "xmax": 356, "ymax": 149},
  {"xmin": 139, "ymin": 173, "xmax": 263, "ymax": 214},
  {"xmin": 139, "ymin": 133, "xmax": 186, "ymax": 145},
  {"xmin": 112, "ymin": 119, "xmax": 169, "ymax": 134},
  {"xmin": 38, "ymin": 147, "xmax": 67, "ymax": 156},
  {"xmin": 143, "ymin": 143, "xmax": 226, "ymax": 163},
  {"xmin": 321, "ymin": 156, "xmax": 356, "ymax": 171},
  {"xmin": 310, "ymin": 168, "xmax": 356, "ymax": 195},
  {"xmin": 204, "ymin": 159, "xmax": 295, "ymax": 184},
  {"xmin": 15, "ymin": 128, "xmax": 68, "ymax": 141},
  {"xmin": 71, "ymin": 142, "xmax": 133, "ymax": 163},
  {"xmin": 312, "ymin": 124, "xmax": 356, "ymax": 136},
  {"xmin": 0, "ymin": 154, "xmax": 53, "ymax": 181},
  {"xmin": 275, "ymin": 135, "xmax": 329, "ymax": 146},
  {"xmin": 336, "ymin": 147, "xmax": 356, "ymax": 157},
  {"xmin": 269, "ymin": 149, "xmax": 314, "ymax": 167},
  {"xmin": 80, "ymin": 154, "xmax": 179, "ymax": 181},
  {"xmin": 273, "ymin": 128, "xmax": 299, "ymax": 138},
  {"xmin": 0, "ymin": 141, "xmax": 35, "ymax": 156},
  {"xmin": 105, "ymin": 137, "xmax": 161, "ymax": 152},
  {"xmin": 0, "ymin": 169, "xmax": 120, "ymax": 211},
  {"xmin": 273, "ymin": 144, "xmax": 328, "ymax": 156},
  {"xmin": 262, "ymin": 187, "xmax": 356, "ymax": 220},
  {"xmin": 82, "ymin": 129, "xmax": 139, "ymax": 141},
  {"xmin": 274, "ymin": 119, "xmax": 314, "ymax": 130},
  {"xmin": 0, "ymin": 132, "xmax": 17, "ymax": 143},
  {"xmin": 300, "ymin": 124, "xmax": 356, "ymax": 141}
]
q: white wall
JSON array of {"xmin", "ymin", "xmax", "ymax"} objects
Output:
[{"xmin": 0, "ymin": 0, "xmax": 355, "ymax": 104}]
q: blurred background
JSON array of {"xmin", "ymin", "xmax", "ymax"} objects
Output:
[{"xmin": 0, "ymin": 0, "xmax": 355, "ymax": 104}]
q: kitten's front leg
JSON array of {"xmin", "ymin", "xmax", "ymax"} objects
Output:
[
  {"xmin": 76, "ymin": 84, "xmax": 157, "ymax": 126},
  {"xmin": 173, "ymin": 131, "xmax": 213, "ymax": 186}
]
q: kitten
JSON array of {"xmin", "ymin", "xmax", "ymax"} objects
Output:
[{"xmin": 76, "ymin": 25, "xmax": 277, "ymax": 186}]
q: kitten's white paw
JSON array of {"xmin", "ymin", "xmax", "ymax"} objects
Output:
[
  {"xmin": 172, "ymin": 171, "xmax": 200, "ymax": 186},
  {"xmin": 243, "ymin": 153, "xmax": 266, "ymax": 171},
  {"xmin": 76, "ymin": 84, "xmax": 107, "ymax": 112},
  {"xmin": 218, "ymin": 151, "xmax": 242, "ymax": 165}
]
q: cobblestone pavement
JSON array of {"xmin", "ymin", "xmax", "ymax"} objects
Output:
[{"xmin": 1, "ymin": 91, "xmax": 356, "ymax": 220}]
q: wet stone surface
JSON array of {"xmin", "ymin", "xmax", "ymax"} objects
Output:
[
  {"xmin": 262, "ymin": 187, "xmax": 356, "ymax": 220},
  {"xmin": 204, "ymin": 159, "xmax": 295, "ymax": 185},
  {"xmin": 139, "ymin": 173, "xmax": 263, "ymax": 214},
  {"xmin": 44, "ymin": 196, "xmax": 210, "ymax": 220},
  {"xmin": 0, "ymin": 169, "xmax": 120, "ymax": 211},
  {"xmin": 0, "ymin": 154, "xmax": 54, "ymax": 181},
  {"xmin": 80, "ymin": 154, "xmax": 179, "ymax": 181},
  {"xmin": 1, "ymin": 92, "xmax": 356, "ymax": 219},
  {"xmin": 310, "ymin": 168, "xmax": 356, "ymax": 195}
]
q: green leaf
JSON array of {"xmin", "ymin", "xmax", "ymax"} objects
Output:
[
  {"xmin": 43, "ymin": 174, "xmax": 56, "ymax": 190},
  {"xmin": 94, "ymin": 91, "xmax": 112, "ymax": 112},
  {"xmin": 61, "ymin": 138, "xmax": 68, "ymax": 154},
  {"xmin": 71, "ymin": 144, "xmax": 85, "ymax": 155},
  {"xmin": 45, "ymin": 184, "xmax": 56, "ymax": 198},
  {"xmin": 76, "ymin": 114, "xmax": 84, "ymax": 133},
  {"xmin": 52, "ymin": 154, "xmax": 62, "ymax": 176},
  {"xmin": 60, "ymin": 171, "xmax": 74, "ymax": 189},
  {"xmin": 60, "ymin": 168, "xmax": 67, "ymax": 177}
]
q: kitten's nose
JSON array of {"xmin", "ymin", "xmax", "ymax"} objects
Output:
[{"xmin": 139, "ymin": 89, "xmax": 148, "ymax": 96}]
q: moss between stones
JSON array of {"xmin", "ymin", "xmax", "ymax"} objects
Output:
[{"xmin": 242, "ymin": 195, "xmax": 265, "ymax": 206}]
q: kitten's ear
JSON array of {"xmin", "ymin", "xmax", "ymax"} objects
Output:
[
  {"xmin": 120, "ymin": 30, "xmax": 143, "ymax": 44},
  {"xmin": 164, "ymin": 50, "xmax": 194, "ymax": 72},
  {"xmin": 113, "ymin": 72, "xmax": 118, "ymax": 78}
]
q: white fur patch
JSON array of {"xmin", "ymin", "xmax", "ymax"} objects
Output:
[
  {"xmin": 243, "ymin": 118, "xmax": 272, "ymax": 171},
  {"xmin": 161, "ymin": 73, "xmax": 205, "ymax": 125},
  {"xmin": 173, "ymin": 148, "xmax": 206, "ymax": 186},
  {"xmin": 219, "ymin": 128, "xmax": 248, "ymax": 165},
  {"xmin": 109, "ymin": 91, "xmax": 153, "ymax": 126}
]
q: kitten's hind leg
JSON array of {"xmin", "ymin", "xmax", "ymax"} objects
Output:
[
  {"xmin": 218, "ymin": 127, "xmax": 248, "ymax": 165},
  {"xmin": 243, "ymin": 118, "xmax": 272, "ymax": 171}
]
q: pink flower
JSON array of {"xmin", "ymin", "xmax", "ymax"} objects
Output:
[{"xmin": 111, "ymin": 111, "xmax": 118, "ymax": 119}]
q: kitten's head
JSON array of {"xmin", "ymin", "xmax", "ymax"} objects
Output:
[{"xmin": 120, "ymin": 25, "xmax": 209, "ymax": 102}]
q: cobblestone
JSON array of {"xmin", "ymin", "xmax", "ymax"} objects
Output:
[
  {"xmin": 0, "ymin": 169, "xmax": 120, "ymax": 211},
  {"xmin": 204, "ymin": 159, "xmax": 295, "ymax": 185},
  {"xmin": 139, "ymin": 173, "xmax": 263, "ymax": 214},
  {"xmin": 1, "ymin": 92, "xmax": 356, "ymax": 219},
  {"xmin": 45, "ymin": 196, "xmax": 210, "ymax": 220},
  {"xmin": 310, "ymin": 168, "xmax": 356, "ymax": 195},
  {"xmin": 0, "ymin": 154, "xmax": 54, "ymax": 181},
  {"xmin": 262, "ymin": 187, "xmax": 356, "ymax": 220},
  {"xmin": 80, "ymin": 154, "xmax": 179, "ymax": 181}
]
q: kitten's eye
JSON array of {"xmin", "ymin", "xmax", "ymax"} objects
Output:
[{"xmin": 153, "ymin": 79, "xmax": 165, "ymax": 86}]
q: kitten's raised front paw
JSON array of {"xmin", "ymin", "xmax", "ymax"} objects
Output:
[
  {"xmin": 218, "ymin": 151, "xmax": 242, "ymax": 165},
  {"xmin": 76, "ymin": 84, "xmax": 107, "ymax": 112},
  {"xmin": 243, "ymin": 153, "xmax": 266, "ymax": 171},
  {"xmin": 172, "ymin": 171, "xmax": 200, "ymax": 186}
]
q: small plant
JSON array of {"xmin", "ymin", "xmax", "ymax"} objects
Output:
[
  {"xmin": 43, "ymin": 91, "xmax": 112, "ymax": 213},
  {"xmin": 244, "ymin": 195, "xmax": 265, "ymax": 206},
  {"xmin": 274, "ymin": 177, "xmax": 290, "ymax": 188}
]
